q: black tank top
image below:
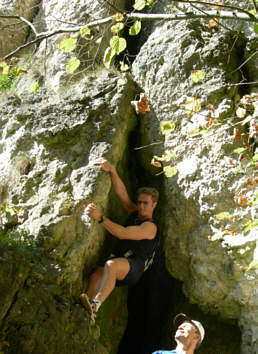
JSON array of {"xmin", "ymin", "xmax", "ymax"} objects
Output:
[{"xmin": 113, "ymin": 211, "xmax": 159, "ymax": 260}]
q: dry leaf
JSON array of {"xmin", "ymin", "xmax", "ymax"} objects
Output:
[
  {"xmin": 206, "ymin": 104, "xmax": 215, "ymax": 112},
  {"xmin": 206, "ymin": 117, "xmax": 217, "ymax": 127},
  {"xmin": 233, "ymin": 128, "xmax": 242, "ymax": 141},
  {"xmin": 222, "ymin": 229, "xmax": 237, "ymax": 236},
  {"xmin": 246, "ymin": 178, "xmax": 255, "ymax": 188},
  {"xmin": 151, "ymin": 158, "xmax": 162, "ymax": 168},
  {"xmin": 214, "ymin": 1, "xmax": 223, "ymax": 8},
  {"xmin": 249, "ymin": 122, "xmax": 258, "ymax": 139},
  {"xmin": 131, "ymin": 93, "xmax": 151, "ymax": 115},
  {"xmin": 208, "ymin": 18, "xmax": 218, "ymax": 28},
  {"xmin": 243, "ymin": 139, "xmax": 252, "ymax": 151},
  {"xmin": 234, "ymin": 189, "xmax": 248, "ymax": 206}
]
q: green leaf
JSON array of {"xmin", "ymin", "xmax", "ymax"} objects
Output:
[
  {"xmin": 80, "ymin": 26, "xmax": 91, "ymax": 37},
  {"xmin": 215, "ymin": 212, "xmax": 232, "ymax": 220},
  {"xmin": 117, "ymin": 78, "xmax": 126, "ymax": 85},
  {"xmin": 163, "ymin": 166, "xmax": 178, "ymax": 178},
  {"xmin": 254, "ymin": 23, "xmax": 258, "ymax": 34},
  {"xmin": 110, "ymin": 36, "xmax": 127, "ymax": 55},
  {"xmin": 160, "ymin": 121, "xmax": 175, "ymax": 135},
  {"xmin": 233, "ymin": 147, "xmax": 247, "ymax": 154},
  {"xmin": 146, "ymin": 0, "xmax": 156, "ymax": 5},
  {"xmin": 28, "ymin": 81, "xmax": 39, "ymax": 94},
  {"xmin": 129, "ymin": 21, "xmax": 142, "ymax": 36},
  {"xmin": 190, "ymin": 70, "xmax": 205, "ymax": 83},
  {"xmin": 243, "ymin": 219, "xmax": 258, "ymax": 233},
  {"xmin": 119, "ymin": 61, "xmax": 129, "ymax": 72},
  {"xmin": 0, "ymin": 62, "xmax": 10, "ymax": 75},
  {"xmin": 57, "ymin": 38, "xmax": 77, "ymax": 52},
  {"xmin": 133, "ymin": 0, "xmax": 146, "ymax": 10},
  {"xmin": 250, "ymin": 191, "xmax": 258, "ymax": 206},
  {"xmin": 247, "ymin": 260, "xmax": 258, "ymax": 271},
  {"xmin": 252, "ymin": 154, "xmax": 258, "ymax": 162},
  {"xmin": 113, "ymin": 13, "xmax": 124, "ymax": 22},
  {"xmin": 154, "ymin": 152, "xmax": 176, "ymax": 162},
  {"xmin": 111, "ymin": 22, "xmax": 124, "ymax": 34},
  {"xmin": 103, "ymin": 47, "xmax": 116, "ymax": 69},
  {"xmin": 66, "ymin": 57, "xmax": 80, "ymax": 74}
]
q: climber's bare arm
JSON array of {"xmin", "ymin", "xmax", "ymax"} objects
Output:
[
  {"xmin": 93, "ymin": 158, "xmax": 137, "ymax": 215},
  {"xmin": 86, "ymin": 203, "xmax": 156, "ymax": 240}
]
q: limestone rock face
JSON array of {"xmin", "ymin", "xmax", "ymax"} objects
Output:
[
  {"xmin": 0, "ymin": 0, "xmax": 258, "ymax": 353},
  {"xmin": 0, "ymin": 70, "xmax": 136, "ymax": 353},
  {"xmin": 132, "ymin": 5, "xmax": 258, "ymax": 353},
  {"xmin": 0, "ymin": 0, "xmax": 41, "ymax": 58}
]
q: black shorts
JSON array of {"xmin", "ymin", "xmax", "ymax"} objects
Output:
[{"xmin": 115, "ymin": 255, "xmax": 145, "ymax": 287}]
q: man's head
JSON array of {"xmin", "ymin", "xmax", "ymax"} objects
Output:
[
  {"xmin": 174, "ymin": 313, "xmax": 205, "ymax": 351},
  {"xmin": 136, "ymin": 187, "xmax": 159, "ymax": 219}
]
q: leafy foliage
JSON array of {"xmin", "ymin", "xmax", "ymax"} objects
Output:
[
  {"xmin": 57, "ymin": 38, "xmax": 77, "ymax": 52},
  {"xmin": 104, "ymin": 47, "xmax": 116, "ymax": 69},
  {"xmin": 215, "ymin": 212, "xmax": 234, "ymax": 221},
  {"xmin": 247, "ymin": 259, "xmax": 258, "ymax": 271},
  {"xmin": 190, "ymin": 70, "xmax": 205, "ymax": 83},
  {"xmin": 80, "ymin": 26, "xmax": 91, "ymax": 38},
  {"xmin": 28, "ymin": 81, "xmax": 39, "ymax": 94},
  {"xmin": 111, "ymin": 23, "xmax": 124, "ymax": 34},
  {"xmin": 66, "ymin": 57, "xmax": 80, "ymax": 74},
  {"xmin": 129, "ymin": 21, "xmax": 142, "ymax": 36},
  {"xmin": 163, "ymin": 166, "xmax": 178, "ymax": 178},
  {"xmin": 110, "ymin": 36, "xmax": 127, "ymax": 55},
  {"xmin": 0, "ymin": 228, "xmax": 37, "ymax": 262},
  {"xmin": 160, "ymin": 121, "xmax": 175, "ymax": 135},
  {"xmin": 243, "ymin": 219, "xmax": 258, "ymax": 233},
  {"xmin": 0, "ymin": 62, "xmax": 24, "ymax": 92}
]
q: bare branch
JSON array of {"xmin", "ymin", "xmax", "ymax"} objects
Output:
[
  {"xmin": 251, "ymin": 0, "xmax": 258, "ymax": 12},
  {"xmin": 174, "ymin": 0, "xmax": 253, "ymax": 17},
  {"xmin": 105, "ymin": 0, "xmax": 123, "ymax": 13},
  {"xmin": 20, "ymin": 16, "xmax": 38, "ymax": 36},
  {"xmin": 134, "ymin": 142, "xmax": 163, "ymax": 150},
  {"xmin": 183, "ymin": 2, "xmax": 232, "ymax": 31},
  {"xmin": 2, "ymin": 9, "xmax": 258, "ymax": 60},
  {"xmin": 126, "ymin": 10, "xmax": 258, "ymax": 23},
  {"xmin": 227, "ymin": 51, "xmax": 258, "ymax": 75},
  {"xmin": 2, "ymin": 16, "xmax": 113, "ymax": 59},
  {"xmin": 0, "ymin": 14, "xmax": 39, "ymax": 35}
]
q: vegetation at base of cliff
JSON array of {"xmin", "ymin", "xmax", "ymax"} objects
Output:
[{"xmin": 0, "ymin": 228, "xmax": 38, "ymax": 263}]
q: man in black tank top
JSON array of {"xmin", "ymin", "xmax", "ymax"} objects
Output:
[{"xmin": 80, "ymin": 158, "xmax": 159, "ymax": 323}]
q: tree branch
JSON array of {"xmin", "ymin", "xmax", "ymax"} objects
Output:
[
  {"xmin": 2, "ymin": 10, "xmax": 258, "ymax": 60},
  {"xmin": 2, "ymin": 16, "xmax": 114, "ymax": 59},
  {"xmin": 227, "ymin": 51, "xmax": 258, "ymax": 75},
  {"xmin": 251, "ymin": 0, "xmax": 258, "ymax": 12},
  {"xmin": 126, "ymin": 10, "xmax": 258, "ymax": 23},
  {"xmin": 174, "ymin": 0, "xmax": 253, "ymax": 17}
]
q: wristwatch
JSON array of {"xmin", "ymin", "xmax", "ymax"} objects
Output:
[{"xmin": 98, "ymin": 215, "xmax": 107, "ymax": 224}]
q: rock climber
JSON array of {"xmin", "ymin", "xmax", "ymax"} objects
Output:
[
  {"xmin": 80, "ymin": 158, "xmax": 159, "ymax": 322},
  {"xmin": 152, "ymin": 313, "xmax": 205, "ymax": 354}
]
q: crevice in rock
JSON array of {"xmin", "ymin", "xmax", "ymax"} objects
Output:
[{"xmin": 113, "ymin": 114, "xmax": 242, "ymax": 354}]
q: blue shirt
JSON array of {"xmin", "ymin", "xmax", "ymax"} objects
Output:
[{"xmin": 152, "ymin": 351, "xmax": 177, "ymax": 354}]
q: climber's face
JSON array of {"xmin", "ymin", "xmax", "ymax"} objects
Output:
[{"xmin": 137, "ymin": 193, "xmax": 157, "ymax": 219}]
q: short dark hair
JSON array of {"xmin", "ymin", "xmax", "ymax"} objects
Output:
[{"xmin": 137, "ymin": 187, "xmax": 159, "ymax": 203}]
